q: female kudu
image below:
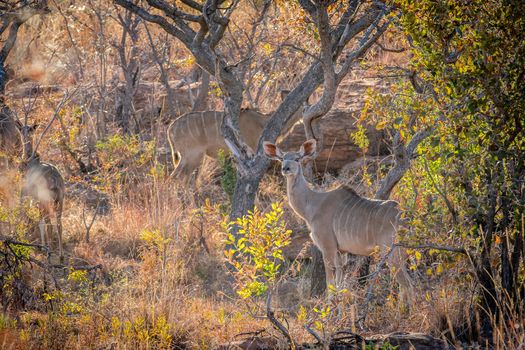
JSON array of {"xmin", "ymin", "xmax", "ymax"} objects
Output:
[
  {"xmin": 263, "ymin": 139, "xmax": 413, "ymax": 302},
  {"xmin": 21, "ymin": 155, "xmax": 65, "ymax": 263}
]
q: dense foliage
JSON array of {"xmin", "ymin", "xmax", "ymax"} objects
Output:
[{"xmin": 386, "ymin": 0, "xmax": 525, "ymax": 339}]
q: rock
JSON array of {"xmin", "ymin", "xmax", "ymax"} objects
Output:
[
  {"xmin": 278, "ymin": 109, "xmax": 389, "ymax": 172},
  {"xmin": 278, "ymin": 77, "xmax": 391, "ymax": 172}
]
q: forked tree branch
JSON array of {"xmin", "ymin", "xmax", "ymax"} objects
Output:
[
  {"xmin": 375, "ymin": 127, "xmax": 431, "ymax": 200},
  {"xmin": 113, "ymin": 0, "xmax": 390, "ymax": 184},
  {"xmin": 302, "ymin": 4, "xmax": 391, "ymax": 162}
]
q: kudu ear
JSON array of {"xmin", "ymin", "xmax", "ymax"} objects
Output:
[
  {"xmin": 300, "ymin": 139, "xmax": 317, "ymax": 160},
  {"xmin": 263, "ymin": 142, "xmax": 283, "ymax": 161}
]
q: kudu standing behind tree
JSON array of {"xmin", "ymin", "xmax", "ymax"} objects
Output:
[
  {"xmin": 168, "ymin": 91, "xmax": 304, "ymax": 183},
  {"xmin": 0, "ymin": 107, "xmax": 38, "ymax": 168},
  {"xmin": 263, "ymin": 139, "xmax": 413, "ymax": 303}
]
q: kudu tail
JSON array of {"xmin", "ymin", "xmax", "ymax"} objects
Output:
[{"xmin": 167, "ymin": 124, "xmax": 182, "ymax": 176}]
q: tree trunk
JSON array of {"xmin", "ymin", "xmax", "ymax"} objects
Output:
[
  {"xmin": 0, "ymin": 63, "xmax": 6, "ymax": 100},
  {"xmin": 192, "ymin": 70, "xmax": 210, "ymax": 112},
  {"xmin": 229, "ymin": 171, "xmax": 265, "ymax": 224},
  {"xmin": 310, "ymin": 245, "xmax": 326, "ymax": 297}
]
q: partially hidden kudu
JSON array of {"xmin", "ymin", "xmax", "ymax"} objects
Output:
[
  {"xmin": 263, "ymin": 139, "xmax": 413, "ymax": 302},
  {"xmin": 167, "ymin": 91, "xmax": 305, "ymax": 183},
  {"xmin": 0, "ymin": 106, "xmax": 65, "ymax": 261},
  {"xmin": 0, "ymin": 106, "xmax": 36, "ymax": 167},
  {"xmin": 21, "ymin": 154, "xmax": 65, "ymax": 263},
  {"xmin": 168, "ymin": 109, "xmax": 266, "ymax": 182}
]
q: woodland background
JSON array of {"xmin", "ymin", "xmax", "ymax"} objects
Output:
[{"xmin": 0, "ymin": 0, "xmax": 523, "ymax": 349}]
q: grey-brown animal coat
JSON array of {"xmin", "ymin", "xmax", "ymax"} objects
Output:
[{"xmin": 264, "ymin": 139, "xmax": 412, "ymax": 299}]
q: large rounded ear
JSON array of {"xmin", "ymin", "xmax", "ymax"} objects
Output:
[
  {"xmin": 299, "ymin": 139, "xmax": 317, "ymax": 159},
  {"xmin": 263, "ymin": 142, "xmax": 283, "ymax": 161}
]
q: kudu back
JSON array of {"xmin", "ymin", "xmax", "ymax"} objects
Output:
[
  {"xmin": 22, "ymin": 156, "xmax": 65, "ymax": 262},
  {"xmin": 263, "ymin": 139, "xmax": 413, "ymax": 302}
]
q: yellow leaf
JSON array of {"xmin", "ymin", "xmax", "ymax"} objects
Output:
[
  {"xmin": 376, "ymin": 120, "xmax": 387, "ymax": 130},
  {"xmin": 415, "ymin": 251, "xmax": 422, "ymax": 261}
]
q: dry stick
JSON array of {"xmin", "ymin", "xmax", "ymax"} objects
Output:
[
  {"xmin": 0, "ymin": 237, "xmax": 49, "ymax": 254},
  {"xmin": 32, "ymin": 89, "xmax": 76, "ymax": 158},
  {"xmin": 395, "ymin": 242, "xmax": 468, "ymax": 255},
  {"xmin": 305, "ymin": 323, "xmax": 324, "ymax": 344},
  {"xmin": 266, "ymin": 292, "xmax": 296, "ymax": 350},
  {"xmin": 1, "ymin": 237, "xmax": 102, "ymax": 271},
  {"xmin": 82, "ymin": 202, "xmax": 100, "ymax": 243}
]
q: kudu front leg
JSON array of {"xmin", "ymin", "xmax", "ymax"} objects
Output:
[{"xmin": 320, "ymin": 249, "xmax": 339, "ymax": 290}]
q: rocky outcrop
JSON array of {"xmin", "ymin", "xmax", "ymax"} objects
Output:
[
  {"xmin": 278, "ymin": 109, "xmax": 389, "ymax": 172},
  {"xmin": 278, "ymin": 78, "xmax": 391, "ymax": 172}
]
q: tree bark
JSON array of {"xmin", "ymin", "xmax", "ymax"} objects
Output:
[{"xmin": 310, "ymin": 245, "xmax": 326, "ymax": 297}]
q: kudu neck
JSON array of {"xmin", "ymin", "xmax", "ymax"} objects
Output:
[{"xmin": 286, "ymin": 166, "xmax": 318, "ymax": 220}]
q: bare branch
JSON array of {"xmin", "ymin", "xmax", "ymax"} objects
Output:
[
  {"xmin": 375, "ymin": 127, "xmax": 431, "ymax": 200},
  {"xmin": 146, "ymin": 0, "xmax": 202, "ymax": 22},
  {"xmin": 114, "ymin": 0, "xmax": 195, "ymax": 45},
  {"xmin": 180, "ymin": 0, "xmax": 203, "ymax": 11},
  {"xmin": 395, "ymin": 243, "xmax": 468, "ymax": 255},
  {"xmin": 375, "ymin": 41, "xmax": 406, "ymax": 53},
  {"xmin": 32, "ymin": 89, "xmax": 77, "ymax": 157},
  {"xmin": 266, "ymin": 292, "xmax": 296, "ymax": 349},
  {"xmin": 301, "ymin": 2, "xmax": 337, "ymax": 161}
]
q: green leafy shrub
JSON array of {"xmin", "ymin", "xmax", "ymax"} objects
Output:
[
  {"xmin": 223, "ymin": 202, "xmax": 292, "ymax": 299},
  {"xmin": 217, "ymin": 149, "xmax": 236, "ymax": 202}
]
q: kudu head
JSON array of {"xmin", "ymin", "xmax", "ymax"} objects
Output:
[{"xmin": 263, "ymin": 139, "xmax": 317, "ymax": 178}]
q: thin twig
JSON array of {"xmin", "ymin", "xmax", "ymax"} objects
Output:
[
  {"xmin": 305, "ymin": 324, "xmax": 323, "ymax": 344},
  {"xmin": 395, "ymin": 242, "xmax": 468, "ymax": 255},
  {"xmin": 266, "ymin": 292, "xmax": 296, "ymax": 349}
]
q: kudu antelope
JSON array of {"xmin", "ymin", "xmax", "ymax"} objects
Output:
[
  {"xmin": 168, "ymin": 91, "xmax": 305, "ymax": 183},
  {"xmin": 168, "ymin": 109, "xmax": 267, "ymax": 182},
  {"xmin": 21, "ymin": 155, "xmax": 65, "ymax": 263},
  {"xmin": 263, "ymin": 139, "xmax": 413, "ymax": 301}
]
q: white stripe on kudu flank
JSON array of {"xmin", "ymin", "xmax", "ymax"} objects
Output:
[
  {"xmin": 365, "ymin": 202, "xmax": 374, "ymax": 241},
  {"xmin": 186, "ymin": 115, "xmax": 198, "ymax": 142},
  {"xmin": 335, "ymin": 197, "xmax": 352, "ymax": 236},
  {"xmin": 200, "ymin": 112, "xmax": 207, "ymax": 138},
  {"xmin": 344, "ymin": 198, "xmax": 361, "ymax": 238}
]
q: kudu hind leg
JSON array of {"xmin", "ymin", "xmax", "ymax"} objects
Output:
[
  {"xmin": 171, "ymin": 152, "xmax": 202, "ymax": 185},
  {"xmin": 56, "ymin": 205, "xmax": 64, "ymax": 263}
]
